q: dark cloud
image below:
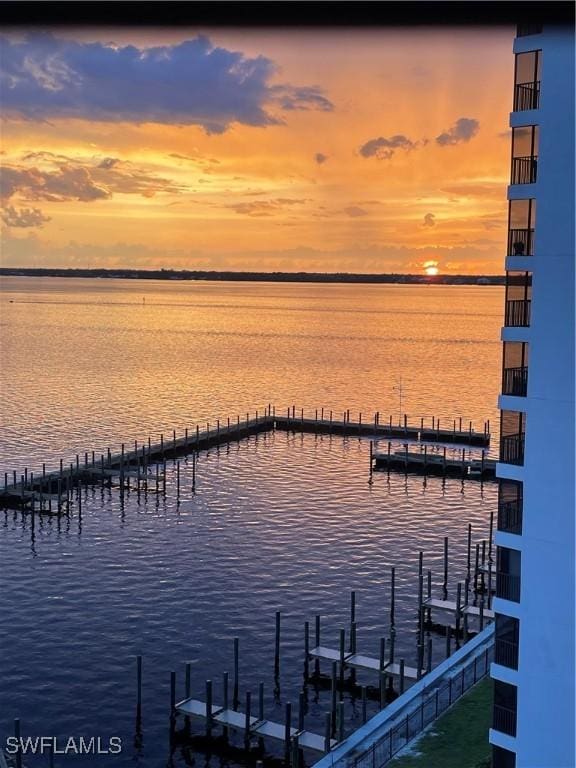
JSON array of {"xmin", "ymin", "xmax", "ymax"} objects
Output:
[
  {"xmin": 271, "ymin": 85, "xmax": 333, "ymax": 113},
  {"xmin": 0, "ymin": 33, "xmax": 333, "ymax": 133},
  {"xmin": 423, "ymin": 213, "xmax": 435, "ymax": 227},
  {"xmin": 436, "ymin": 118, "xmax": 479, "ymax": 146},
  {"xmin": 2, "ymin": 153, "xmax": 185, "ymax": 203},
  {"xmin": 343, "ymin": 206, "xmax": 368, "ymax": 218},
  {"xmin": 315, "ymin": 153, "xmax": 328, "ymax": 165},
  {"xmin": 359, "ymin": 135, "xmax": 416, "ymax": 160},
  {"xmin": 0, "ymin": 165, "xmax": 110, "ymax": 203},
  {"xmin": 227, "ymin": 198, "xmax": 308, "ymax": 217},
  {"xmin": 1, "ymin": 205, "xmax": 51, "ymax": 228}
]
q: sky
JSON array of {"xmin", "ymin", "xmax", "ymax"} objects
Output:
[{"xmin": 0, "ymin": 26, "xmax": 515, "ymax": 274}]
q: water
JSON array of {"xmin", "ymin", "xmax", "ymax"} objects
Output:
[{"xmin": 0, "ymin": 278, "xmax": 502, "ymax": 766}]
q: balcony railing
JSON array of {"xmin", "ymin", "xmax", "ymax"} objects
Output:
[
  {"xmin": 498, "ymin": 499, "xmax": 523, "ymax": 534},
  {"xmin": 500, "ymin": 433, "xmax": 525, "ymax": 465},
  {"xmin": 514, "ymin": 81, "xmax": 541, "ymax": 111},
  {"xmin": 493, "ymin": 704, "xmax": 517, "ymax": 737},
  {"xmin": 495, "ymin": 638, "xmax": 519, "ymax": 669},
  {"xmin": 502, "ymin": 366, "xmax": 528, "ymax": 396},
  {"xmin": 505, "ymin": 299, "xmax": 531, "ymax": 327},
  {"xmin": 511, "ymin": 156, "xmax": 538, "ymax": 185},
  {"xmin": 496, "ymin": 572, "xmax": 521, "ymax": 602},
  {"xmin": 517, "ymin": 23, "xmax": 543, "ymax": 37},
  {"xmin": 508, "ymin": 228, "xmax": 534, "ymax": 256}
]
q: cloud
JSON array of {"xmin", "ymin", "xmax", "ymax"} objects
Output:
[
  {"xmin": 315, "ymin": 153, "xmax": 328, "ymax": 165},
  {"xmin": 0, "ymin": 230, "xmax": 505, "ymax": 274},
  {"xmin": 1, "ymin": 152, "xmax": 185, "ymax": 203},
  {"xmin": 270, "ymin": 85, "xmax": 333, "ymax": 113},
  {"xmin": 436, "ymin": 118, "xmax": 479, "ymax": 146},
  {"xmin": 0, "ymin": 33, "xmax": 333, "ymax": 133},
  {"xmin": 1, "ymin": 205, "xmax": 51, "ymax": 228},
  {"xmin": 359, "ymin": 135, "xmax": 417, "ymax": 160},
  {"xmin": 423, "ymin": 213, "xmax": 435, "ymax": 227},
  {"xmin": 343, "ymin": 206, "xmax": 369, "ymax": 218},
  {"xmin": 226, "ymin": 198, "xmax": 308, "ymax": 217},
  {"xmin": 441, "ymin": 182, "xmax": 505, "ymax": 199},
  {"xmin": 0, "ymin": 165, "xmax": 110, "ymax": 203}
]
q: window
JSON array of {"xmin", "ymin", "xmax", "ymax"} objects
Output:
[
  {"xmin": 493, "ymin": 681, "xmax": 518, "ymax": 736},
  {"xmin": 511, "ymin": 126, "xmax": 539, "ymax": 184},
  {"xmin": 504, "ymin": 271, "xmax": 532, "ymax": 327},
  {"xmin": 498, "ymin": 480, "xmax": 523, "ymax": 534},
  {"xmin": 492, "ymin": 745, "xmax": 517, "ymax": 768},
  {"xmin": 496, "ymin": 546, "xmax": 521, "ymax": 603},
  {"xmin": 495, "ymin": 613, "xmax": 520, "ymax": 669},
  {"xmin": 508, "ymin": 199, "xmax": 536, "ymax": 256},
  {"xmin": 502, "ymin": 342, "xmax": 529, "ymax": 396},
  {"xmin": 514, "ymin": 51, "xmax": 541, "ymax": 110},
  {"xmin": 500, "ymin": 410, "xmax": 526, "ymax": 466}
]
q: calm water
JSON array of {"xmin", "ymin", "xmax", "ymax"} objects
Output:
[{"xmin": 0, "ymin": 278, "xmax": 503, "ymax": 767}]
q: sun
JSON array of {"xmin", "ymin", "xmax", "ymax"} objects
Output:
[{"xmin": 423, "ymin": 260, "xmax": 439, "ymax": 276}]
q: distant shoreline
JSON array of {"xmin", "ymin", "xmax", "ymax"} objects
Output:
[{"xmin": 0, "ymin": 268, "xmax": 505, "ymax": 286}]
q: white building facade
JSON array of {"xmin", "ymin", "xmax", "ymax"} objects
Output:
[{"xmin": 489, "ymin": 21, "xmax": 575, "ymax": 768}]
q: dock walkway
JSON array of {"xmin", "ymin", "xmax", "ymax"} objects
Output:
[{"xmin": 1, "ymin": 406, "xmax": 491, "ymax": 511}]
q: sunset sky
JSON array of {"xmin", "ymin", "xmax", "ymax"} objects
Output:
[{"xmin": 1, "ymin": 26, "xmax": 514, "ymax": 273}]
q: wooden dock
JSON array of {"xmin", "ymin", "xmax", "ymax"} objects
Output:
[
  {"xmin": 372, "ymin": 447, "xmax": 496, "ymax": 480},
  {"xmin": 174, "ymin": 697, "xmax": 336, "ymax": 754},
  {"xmin": 1, "ymin": 405, "xmax": 491, "ymax": 512}
]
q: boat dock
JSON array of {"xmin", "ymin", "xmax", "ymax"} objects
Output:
[
  {"xmin": 1, "ymin": 405, "xmax": 491, "ymax": 512},
  {"xmin": 372, "ymin": 446, "xmax": 496, "ymax": 480}
]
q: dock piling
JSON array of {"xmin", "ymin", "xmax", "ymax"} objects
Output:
[
  {"xmin": 275, "ymin": 611, "xmax": 281, "ymax": 676},
  {"xmin": 233, "ymin": 637, "xmax": 239, "ymax": 709}
]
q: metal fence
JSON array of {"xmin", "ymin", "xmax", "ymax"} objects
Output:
[{"xmin": 352, "ymin": 644, "xmax": 494, "ymax": 768}]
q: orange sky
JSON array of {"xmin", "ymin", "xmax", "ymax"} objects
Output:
[{"xmin": 0, "ymin": 26, "xmax": 514, "ymax": 273}]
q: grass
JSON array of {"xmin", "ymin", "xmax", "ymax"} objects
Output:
[{"xmin": 388, "ymin": 678, "xmax": 492, "ymax": 768}]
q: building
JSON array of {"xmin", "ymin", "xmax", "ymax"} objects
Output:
[{"xmin": 490, "ymin": 20, "xmax": 575, "ymax": 768}]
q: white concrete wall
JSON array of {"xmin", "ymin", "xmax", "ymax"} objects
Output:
[{"xmin": 493, "ymin": 24, "xmax": 575, "ymax": 768}]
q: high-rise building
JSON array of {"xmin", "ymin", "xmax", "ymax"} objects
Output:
[{"xmin": 490, "ymin": 20, "xmax": 575, "ymax": 768}]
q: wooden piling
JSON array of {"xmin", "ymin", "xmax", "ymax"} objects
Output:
[
  {"xmin": 338, "ymin": 701, "xmax": 344, "ymax": 742},
  {"xmin": 258, "ymin": 681, "xmax": 264, "ymax": 722},
  {"xmin": 284, "ymin": 702, "xmax": 292, "ymax": 764},
  {"xmin": 244, "ymin": 691, "xmax": 251, "ymax": 746},
  {"xmin": 339, "ymin": 629, "xmax": 345, "ymax": 691},
  {"xmin": 275, "ymin": 611, "xmax": 281, "ymax": 675},
  {"xmin": 330, "ymin": 662, "xmax": 337, "ymax": 731},
  {"xmin": 362, "ymin": 686, "xmax": 368, "ymax": 724},
  {"xmin": 443, "ymin": 537, "xmax": 449, "ymax": 601},
  {"xmin": 304, "ymin": 621, "xmax": 310, "ymax": 680},
  {"xmin": 233, "ymin": 637, "xmax": 239, "ymax": 709},
  {"xmin": 445, "ymin": 625, "xmax": 451, "ymax": 658},
  {"xmin": 206, "ymin": 679, "xmax": 213, "ymax": 735},
  {"xmin": 170, "ymin": 671, "xmax": 176, "ymax": 711},
  {"xmin": 137, "ymin": 655, "xmax": 142, "ymax": 715},
  {"xmin": 324, "ymin": 713, "xmax": 331, "ymax": 752},
  {"xmin": 399, "ymin": 659, "xmax": 405, "ymax": 694}
]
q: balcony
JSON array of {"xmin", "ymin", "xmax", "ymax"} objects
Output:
[
  {"xmin": 495, "ymin": 637, "xmax": 519, "ymax": 669},
  {"xmin": 502, "ymin": 366, "xmax": 528, "ymax": 396},
  {"xmin": 508, "ymin": 228, "xmax": 534, "ymax": 257},
  {"xmin": 505, "ymin": 299, "xmax": 531, "ymax": 327},
  {"xmin": 500, "ymin": 433, "xmax": 525, "ymax": 465},
  {"xmin": 517, "ymin": 23, "xmax": 542, "ymax": 37},
  {"xmin": 493, "ymin": 704, "xmax": 517, "ymax": 737},
  {"xmin": 514, "ymin": 81, "xmax": 540, "ymax": 111},
  {"xmin": 511, "ymin": 156, "xmax": 537, "ymax": 185},
  {"xmin": 496, "ymin": 572, "xmax": 521, "ymax": 602},
  {"xmin": 498, "ymin": 499, "xmax": 523, "ymax": 534}
]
